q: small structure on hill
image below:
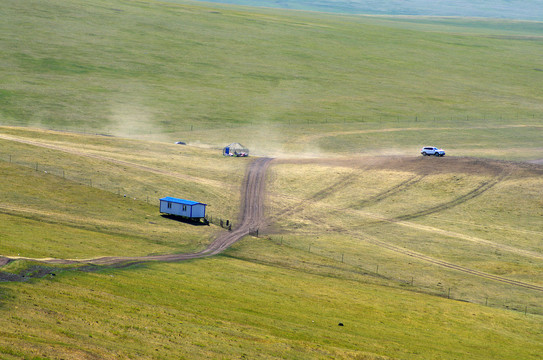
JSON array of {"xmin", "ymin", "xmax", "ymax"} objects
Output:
[
  {"xmin": 159, "ymin": 197, "xmax": 207, "ymax": 220},
  {"xmin": 223, "ymin": 142, "xmax": 249, "ymax": 157}
]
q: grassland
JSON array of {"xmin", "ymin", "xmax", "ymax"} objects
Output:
[
  {"xmin": 0, "ymin": 128, "xmax": 248, "ymax": 260},
  {"xmin": 1, "ymin": 127, "xmax": 542, "ymax": 359},
  {"xmin": 3, "ymin": 0, "xmax": 542, "ymax": 161},
  {"xmin": 2, "ymin": 0, "xmax": 543, "ymax": 137},
  {"xmin": 266, "ymin": 156, "xmax": 543, "ymax": 312},
  {"xmin": 1, "ymin": 0, "xmax": 543, "ymax": 358},
  {"xmin": 1, "ymin": 255, "xmax": 543, "ymax": 360}
]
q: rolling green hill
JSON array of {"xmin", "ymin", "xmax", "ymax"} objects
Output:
[
  {"xmin": 1, "ymin": 0, "xmax": 542, "ymax": 358},
  {"xmin": 2, "ymin": 0, "xmax": 542, "ymax": 143}
]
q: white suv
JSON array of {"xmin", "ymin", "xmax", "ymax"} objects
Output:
[{"xmin": 421, "ymin": 146, "xmax": 445, "ymax": 157}]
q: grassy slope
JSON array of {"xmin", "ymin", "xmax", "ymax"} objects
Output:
[
  {"xmin": 266, "ymin": 157, "xmax": 543, "ymax": 313},
  {"xmin": 1, "ymin": 256, "xmax": 542, "ymax": 360},
  {"xmin": 1, "ymin": 0, "xmax": 543, "ymax": 358},
  {"xmin": 1, "ymin": 0, "xmax": 542, "ymax": 135},
  {"xmin": 1, "ymin": 129, "xmax": 542, "ymax": 359},
  {"xmin": 0, "ymin": 127, "xmax": 247, "ymax": 259}
]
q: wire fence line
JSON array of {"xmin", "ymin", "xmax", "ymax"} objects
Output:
[
  {"xmin": 0, "ymin": 151, "xmax": 232, "ymax": 226},
  {"xmin": 1, "ymin": 151, "xmax": 540, "ymax": 316},
  {"xmin": 0, "ymin": 151, "xmax": 152, "ymax": 201},
  {"xmin": 261, "ymin": 234, "xmax": 541, "ymax": 317}
]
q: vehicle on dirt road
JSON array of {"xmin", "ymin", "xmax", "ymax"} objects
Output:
[{"xmin": 421, "ymin": 146, "xmax": 445, "ymax": 156}]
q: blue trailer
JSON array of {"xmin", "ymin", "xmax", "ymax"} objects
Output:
[{"xmin": 159, "ymin": 197, "xmax": 207, "ymax": 219}]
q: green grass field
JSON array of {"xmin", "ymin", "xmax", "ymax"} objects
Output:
[
  {"xmin": 2, "ymin": 0, "xmax": 543, "ymax": 135},
  {"xmin": 1, "ymin": 0, "xmax": 543, "ymax": 358},
  {"xmin": 1, "ymin": 128, "xmax": 542, "ymax": 358}
]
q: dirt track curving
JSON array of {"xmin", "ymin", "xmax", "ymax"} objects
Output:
[
  {"xmin": 0, "ymin": 157, "xmax": 273, "ymax": 268},
  {"xmin": 1, "ymin": 152, "xmax": 542, "ymax": 293}
]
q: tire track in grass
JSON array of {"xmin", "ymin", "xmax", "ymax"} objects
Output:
[
  {"xmin": 352, "ymin": 175, "xmax": 426, "ymax": 209},
  {"xmin": 271, "ymin": 172, "xmax": 359, "ymax": 220},
  {"xmin": 393, "ymin": 171, "xmax": 508, "ymax": 221},
  {"xmin": 360, "ymin": 232, "xmax": 543, "ymax": 292},
  {"xmin": 268, "ymin": 160, "xmax": 543, "ymax": 292}
]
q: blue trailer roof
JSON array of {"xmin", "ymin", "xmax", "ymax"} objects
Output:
[{"xmin": 160, "ymin": 197, "xmax": 207, "ymax": 206}]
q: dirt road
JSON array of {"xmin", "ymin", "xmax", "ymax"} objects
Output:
[
  {"xmin": 1, "ymin": 151, "xmax": 541, "ymax": 293},
  {"xmin": 0, "ymin": 157, "xmax": 273, "ymax": 267}
]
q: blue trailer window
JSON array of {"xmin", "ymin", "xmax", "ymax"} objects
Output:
[
  {"xmin": 167, "ymin": 202, "xmax": 172, "ymax": 209},
  {"xmin": 183, "ymin": 205, "xmax": 187, "ymax": 211}
]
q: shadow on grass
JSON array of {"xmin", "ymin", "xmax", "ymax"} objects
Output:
[
  {"xmin": 160, "ymin": 214, "xmax": 209, "ymax": 226},
  {"xmin": 0, "ymin": 260, "xmax": 148, "ymax": 285},
  {"xmin": 0, "ymin": 263, "xmax": 59, "ymax": 283}
]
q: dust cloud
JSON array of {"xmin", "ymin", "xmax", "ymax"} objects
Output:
[{"xmin": 107, "ymin": 102, "xmax": 164, "ymax": 140}]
